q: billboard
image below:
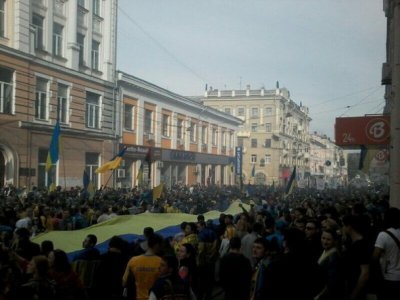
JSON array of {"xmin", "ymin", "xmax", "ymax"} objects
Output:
[{"xmin": 335, "ymin": 116, "xmax": 390, "ymax": 146}]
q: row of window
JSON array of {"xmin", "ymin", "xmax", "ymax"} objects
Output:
[
  {"xmin": 78, "ymin": 0, "xmax": 101, "ymax": 16},
  {"xmin": 250, "ymin": 154, "xmax": 272, "ymax": 165},
  {"xmin": 0, "ymin": 66, "xmax": 102, "ymax": 128},
  {"xmin": 123, "ymin": 104, "xmax": 233, "ymax": 146},
  {"xmin": 224, "ymin": 106, "xmax": 274, "ymax": 117},
  {"xmin": 32, "ymin": 13, "xmax": 100, "ymax": 70},
  {"xmin": 39, "ymin": 149, "xmax": 99, "ymax": 188}
]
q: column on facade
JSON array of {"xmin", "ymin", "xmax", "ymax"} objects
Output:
[
  {"xmin": 154, "ymin": 105, "xmax": 162, "ymax": 186},
  {"xmin": 66, "ymin": 0, "xmax": 79, "ymax": 69}
]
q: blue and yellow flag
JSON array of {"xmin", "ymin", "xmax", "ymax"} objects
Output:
[
  {"xmin": 358, "ymin": 145, "xmax": 377, "ymax": 174},
  {"xmin": 46, "ymin": 121, "xmax": 61, "ymax": 171},
  {"xmin": 95, "ymin": 146, "xmax": 127, "ymax": 174},
  {"xmin": 285, "ymin": 166, "xmax": 297, "ymax": 196},
  {"xmin": 153, "ymin": 182, "xmax": 164, "ymax": 201},
  {"xmin": 83, "ymin": 170, "xmax": 95, "ymax": 200}
]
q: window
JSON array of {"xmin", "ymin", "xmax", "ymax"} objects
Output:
[
  {"xmin": 251, "ymin": 138, "xmax": 257, "ymax": 148},
  {"xmin": 77, "ymin": 33, "xmax": 85, "ymax": 66},
  {"xmin": 264, "ymin": 139, "xmax": 271, "ymax": 148},
  {"xmin": 264, "ymin": 107, "xmax": 273, "ymax": 116},
  {"xmin": 201, "ymin": 126, "xmax": 207, "ymax": 144},
  {"xmin": 0, "ymin": 67, "xmax": 13, "ymax": 114},
  {"xmin": 53, "ymin": 23, "xmax": 63, "ymax": 56},
  {"xmin": 189, "ymin": 122, "xmax": 196, "ymax": 143},
  {"xmin": 91, "ymin": 40, "xmax": 100, "ymax": 70},
  {"xmin": 38, "ymin": 149, "xmax": 56, "ymax": 188},
  {"xmin": 251, "ymin": 155, "xmax": 257, "ymax": 163},
  {"xmin": 237, "ymin": 107, "xmax": 245, "ymax": 117},
  {"xmin": 85, "ymin": 91, "xmax": 101, "ymax": 128},
  {"xmin": 124, "ymin": 104, "xmax": 134, "ymax": 130},
  {"xmin": 265, "ymin": 123, "xmax": 272, "ymax": 132},
  {"xmin": 265, "ymin": 154, "xmax": 272, "ymax": 164},
  {"xmin": 251, "ymin": 123, "xmax": 258, "ymax": 132},
  {"xmin": 32, "ymin": 14, "xmax": 44, "ymax": 50},
  {"xmin": 224, "ymin": 108, "xmax": 231, "ymax": 115},
  {"xmin": 162, "ymin": 114, "xmax": 169, "ymax": 137},
  {"xmin": 177, "ymin": 119, "xmax": 183, "ymax": 139},
  {"xmin": 93, "ymin": 0, "xmax": 100, "ymax": 16},
  {"xmin": 144, "ymin": 109, "xmax": 152, "ymax": 133},
  {"xmin": 212, "ymin": 127, "xmax": 217, "ymax": 145},
  {"xmin": 57, "ymin": 83, "xmax": 69, "ymax": 124},
  {"xmin": 251, "ymin": 107, "xmax": 258, "ymax": 117},
  {"xmin": 85, "ymin": 152, "xmax": 99, "ymax": 188},
  {"xmin": 35, "ymin": 77, "xmax": 48, "ymax": 120}
]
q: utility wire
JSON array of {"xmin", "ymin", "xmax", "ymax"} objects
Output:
[{"xmin": 117, "ymin": 7, "xmax": 209, "ymax": 85}]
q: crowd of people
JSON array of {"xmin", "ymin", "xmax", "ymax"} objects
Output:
[{"xmin": 0, "ymin": 182, "xmax": 399, "ymax": 300}]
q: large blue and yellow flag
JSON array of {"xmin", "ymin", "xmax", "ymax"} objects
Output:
[
  {"xmin": 285, "ymin": 166, "xmax": 297, "ymax": 197},
  {"xmin": 45, "ymin": 121, "xmax": 61, "ymax": 171},
  {"xmin": 95, "ymin": 146, "xmax": 127, "ymax": 174}
]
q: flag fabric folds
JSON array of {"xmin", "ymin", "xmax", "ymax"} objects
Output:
[
  {"xmin": 285, "ymin": 166, "xmax": 297, "ymax": 196},
  {"xmin": 153, "ymin": 183, "xmax": 164, "ymax": 201},
  {"xmin": 46, "ymin": 121, "xmax": 61, "ymax": 171},
  {"xmin": 358, "ymin": 145, "xmax": 377, "ymax": 173},
  {"xmin": 229, "ymin": 163, "xmax": 234, "ymax": 174},
  {"xmin": 83, "ymin": 170, "xmax": 95, "ymax": 199},
  {"xmin": 136, "ymin": 162, "xmax": 144, "ymax": 186},
  {"xmin": 95, "ymin": 146, "xmax": 127, "ymax": 174},
  {"xmin": 251, "ymin": 164, "xmax": 256, "ymax": 177}
]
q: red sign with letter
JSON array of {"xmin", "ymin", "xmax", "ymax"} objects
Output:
[{"xmin": 335, "ymin": 116, "xmax": 390, "ymax": 146}]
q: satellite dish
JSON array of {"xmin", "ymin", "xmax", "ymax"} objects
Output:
[{"xmin": 325, "ymin": 160, "xmax": 331, "ymax": 166}]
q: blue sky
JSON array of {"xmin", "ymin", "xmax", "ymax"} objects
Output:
[{"xmin": 117, "ymin": 0, "xmax": 386, "ymax": 139}]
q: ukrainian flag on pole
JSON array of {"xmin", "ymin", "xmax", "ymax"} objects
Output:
[
  {"xmin": 95, "ymin": 146, "xmax": 127, "ymax": 173},
  {"xmin": 46, "ymin": 121, "xmax": 61, "ymax": 172},
  {"xmin": 285, "ymin": 166, "xmax": 297, "ymax": 197}
]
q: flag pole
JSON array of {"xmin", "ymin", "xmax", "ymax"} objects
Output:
[{"xmin": 104, "ymin": 170, "xmax": 114, "ymax": 188}]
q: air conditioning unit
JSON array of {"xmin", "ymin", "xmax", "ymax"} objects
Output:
[
  {"xmin": 177, "ymin": 139, "xmax": 183, "ymax": 146},
  {"xmin": 382, "ymin": 62, "xmax": 392, "ymax": 85},
  {"xmin": 145, "ymin": 133, "xmax": 154, "ymax": 141},
  {"xmin": 117, "ymin": 169, "xmax": 125, "ymax": 178}
]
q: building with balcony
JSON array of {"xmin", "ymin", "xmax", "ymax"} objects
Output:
[
  {"xmin": 309, "ymin": 133, "xmax": 347, "ymax": 189},
  {"xmin": 202, "ymin": 84, "xmax": 311, "ymax": 186},
  {"xmin": 116, "ymin": 72, "xmax": 242, "ymax": 188},
  {"xmin": 0, "ymin": 0, "xmax": 118, "ymax": 188}
]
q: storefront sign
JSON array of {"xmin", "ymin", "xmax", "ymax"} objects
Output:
[
  {"xmin": 335, "ymin": 116, "xmax": 390, "ymax": 146},
  {"xmin": 235, "ymin": 146, "xmax": 242, "ymax": 176}
]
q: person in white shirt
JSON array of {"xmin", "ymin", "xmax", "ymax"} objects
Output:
[{"xmin": 373, "ymin": 207, "xmax": 400, "ymax": 300}]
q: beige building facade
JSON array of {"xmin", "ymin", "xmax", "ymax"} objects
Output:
[
  {"xmin": 116, "ymin": 72, "xmax": 242, "ymax": 188},
  {"xmin": 202, "ymin": 85, "xmax": 311, "ymax": 187},
  {"xmin": 0, "ymin": 0, "xmax": 118, "ymax": 189}
]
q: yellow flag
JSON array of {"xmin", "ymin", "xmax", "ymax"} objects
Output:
[{"xmin": 153, "ymin": 183, "xmax": 164, "ymax": 201}]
